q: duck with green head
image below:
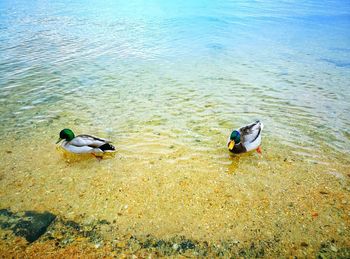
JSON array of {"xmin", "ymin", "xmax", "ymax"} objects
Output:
[
  {"xmin": 227, "ymin": 120, "xmax": 263, "ymax": 154},
  {"xmin": 56, "ymin": 128, "xmax": 115, "ymax": 156}
]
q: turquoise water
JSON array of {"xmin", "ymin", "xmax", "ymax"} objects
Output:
[
  {"xmin": 1, "ymin": 0, "xmax": 350, "ymax": 155},
  {"xmin": 0, "ymin": 0, "xmax": 350, "ymax": 256}
]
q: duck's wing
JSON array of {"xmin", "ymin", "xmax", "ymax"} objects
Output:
[
  {"xmin": 240, "ymin": 121, "xmax": 263, "ymax": 150},
  {"xmin": 70, "ymin": 135, "xmax": 110, "ymax": 148},
  {"xmin": 61, "ymin": 143, "xmax": 96, "ymax": 154}
]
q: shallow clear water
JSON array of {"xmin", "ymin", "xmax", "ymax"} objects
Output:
[{"xmin": 0, "ymin": 0, "xmax": 350, "ymax": 256}]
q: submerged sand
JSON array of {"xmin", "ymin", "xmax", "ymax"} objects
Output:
[{"xmin": 0, "ymin": 128, "xmax": 349, "ymax": 257}]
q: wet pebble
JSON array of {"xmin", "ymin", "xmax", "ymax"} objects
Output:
[
  {"xmin": 301, "ymin": 242, "xmax": 308, "ymax": 247},
  {"xmin": 330, "ymin": 245, "xmax": 338, "ymax": 252}
]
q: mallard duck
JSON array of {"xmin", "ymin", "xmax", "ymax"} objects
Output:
[
  {"xmin": 227, "ymin": 120, "xmax": 263, "ymax": 154},
  {"xmin": 56, "ymin": 129, "xmax": 115, "ymax": 157}
]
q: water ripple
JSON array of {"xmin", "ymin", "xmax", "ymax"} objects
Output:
[{"xmin": 0, "ymin": 0, "xmax": 349, "ymax": 162}]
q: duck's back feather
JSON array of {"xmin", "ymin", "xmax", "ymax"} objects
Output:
[
  {"xmin": 240, "ymin": 121, "xmax": 263, "ymax": 152},
  {"xmin": 69, "ymin": 135, "xmax": 111, "ymax": 148}
]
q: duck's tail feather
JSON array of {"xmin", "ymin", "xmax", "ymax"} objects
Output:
[
  {"xmin": 99, "ymin": 143, "xmax": 116, "ymax": 151},
  {"xmin": 241, "ymin": 120, "xmax": 263, "ymax": 133},
  {"xmin": 258, "ymin": 120, "xmax": 264, "ymax": 130},
  {"xmin": 250, "ymin": 120, "xmax": 263, "ymax": 131}
]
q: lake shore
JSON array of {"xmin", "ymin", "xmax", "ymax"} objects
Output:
[{"xmin": 1, "ymin": 208, "xmax": 349, "ymax": 258}]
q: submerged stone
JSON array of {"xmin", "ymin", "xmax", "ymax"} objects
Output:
[
  {"xmin": 0, "ymin": 208, "xmax": 14, "ymax": 217},
  {"xmin": 12, "ymin": 211, "xmax": 56, "ymax": 243},
  {"xmin": 97, "ymin": 219, "xmax": 110, "ymax": 225},
  {"xmin": 64, "ymin": 220, "xmax": 81, "ymax": 231},
  {"xmin": 179, "ymin": 240, "xmax": 196, "ymax": 251},
  {"xmin": 0, "ymin": 209, "xmax": 56, "ymax": 243},
  {"xmin": 0, "ymin": 209, "xmax": 17, "ymax": 229}
]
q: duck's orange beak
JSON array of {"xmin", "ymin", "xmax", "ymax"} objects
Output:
[{"xmin": 228, "ymin": 140, "xmax": 235, "ymax": 150}]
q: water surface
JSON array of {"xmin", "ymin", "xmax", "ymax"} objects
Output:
[{"xmin": 0, "ymin": 0, "xmax": 350, "ymax": 256}]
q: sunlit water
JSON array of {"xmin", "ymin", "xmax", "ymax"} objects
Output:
[{"xmin": 1, "ymin": 0, "xmax": 350, "ymax": 256}]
